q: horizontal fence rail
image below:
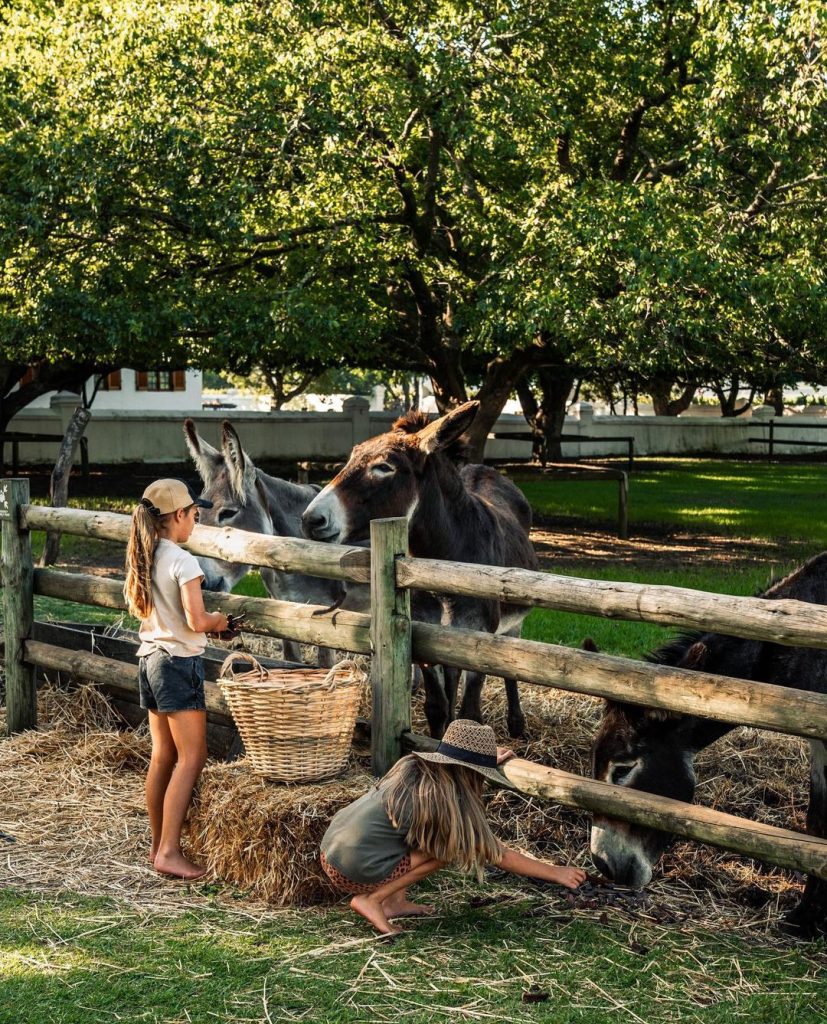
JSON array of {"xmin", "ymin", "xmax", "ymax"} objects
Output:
[
  {"xmin": 34, "ymin": 570, "xmax": 372, "ymax": 655},
  {"xmin": 21, "ymin": 506, "xmax": 371, "ymax": 584},
  {"xmin": 398, "ymin": 558, "xmax": 827, "ymax": 650},
  {"xmin": 34, "ymin": 569, "xmax": 827, "ymax": 742},
  {"xmin": 23, "ymin": 505, "xmax": 827, "ymax": 651},
  {"xmin": 410, "ymin": 622, "xmax": 827, "ymax": 742},
  {"xmin": 18, "ymin": 636, "xmax": 827, "ymax": 882}
]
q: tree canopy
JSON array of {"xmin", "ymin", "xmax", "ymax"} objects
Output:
[{"xmin": 1, "ymin": 1, "xmax": 825, "ymax": 445}]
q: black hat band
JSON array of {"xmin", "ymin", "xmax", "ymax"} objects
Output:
[
  {"xmin": 434, "ymin": 741, "xmax": 497, "ymax": 769},
  {"xmin": 140, "ymin": 497, "xmax": 162, "ymax": 516}
]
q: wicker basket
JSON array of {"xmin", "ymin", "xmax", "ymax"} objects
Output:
[{"xmin": 218, "ymin": 654, "xmax": 366, "ymax": 783}]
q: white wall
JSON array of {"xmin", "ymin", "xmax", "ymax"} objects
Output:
[{"xmin": 7, "ymin": 398, "xmax": 827, "ymax": 464}]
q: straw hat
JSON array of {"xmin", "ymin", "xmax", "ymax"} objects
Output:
[{"xmin": 414, "ymin": 719, "xmax": 508, "ymax": 785}]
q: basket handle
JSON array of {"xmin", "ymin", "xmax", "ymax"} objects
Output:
[
  {"xmin": 322, "ymin": 658, "xmax": 365, "ymax": 691},
  {"xmin": 220, "ymin": 652, "xmax": 269, "ymax": 682}
]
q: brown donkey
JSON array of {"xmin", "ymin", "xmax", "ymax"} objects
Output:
[{"xmin": 301, "ymin": 401, "xmax": 538, "ymax": 737}]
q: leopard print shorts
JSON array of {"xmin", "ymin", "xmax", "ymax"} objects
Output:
[{"xmin": 320, "ymin": 851, "xmax": 412, "ymax": 894}]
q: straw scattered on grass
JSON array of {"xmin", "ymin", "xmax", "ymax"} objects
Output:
[{"xmin": 0, "ymin": 674, "xmax": 813, "ymax": 934}]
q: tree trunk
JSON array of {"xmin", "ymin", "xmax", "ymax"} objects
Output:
[
  {"xmin": 463, "ymin": 355, "xmax": 535, "ymax": 462},
  {"xmin": 650, "ymin": 377, "xmax": 697, "ymax": 416},
  {"xmin": 39, "ymin": 405, "xmax": 92, "ymax": 566},
  {"xmin": 713, "ymin": 379, "xmax": 756, "ymax": 418},
  {"xmin": 765, "ymin": 386, "xmax": 784, "ymax": 416},
  {"xmin": 518, "ymin": 368, "xmax": 577, "ymax": 463}
]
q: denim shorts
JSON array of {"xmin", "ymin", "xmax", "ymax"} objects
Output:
[{"xmin": 138, "ymin": 649, "xmax": 206, "ymax": 713}]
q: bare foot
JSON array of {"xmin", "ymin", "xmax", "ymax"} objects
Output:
[
  {"xmin": 350, "ymin": 894, "xmax": 402, "ymax": 936},
  {"xmin": 148, "ymin": 846, "xmax": 158, "ymax": 865},
  {"xmin": 383, "ymin": 898, "xmax": 435, "ymax": 919},
  {"xmin": 154, "ymin": 851, "xmax": 207, "ymax": 881}
]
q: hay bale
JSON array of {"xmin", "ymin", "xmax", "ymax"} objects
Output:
[{"xmin": 186, "ymin": 760, "xmax": 372, "ymax": 905}]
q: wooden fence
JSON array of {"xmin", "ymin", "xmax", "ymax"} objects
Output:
[{"xmin": 3, "ymin": 478, "xmax": 827, "ymax": 882}]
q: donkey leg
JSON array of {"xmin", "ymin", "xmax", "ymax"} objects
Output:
[
  {"xmin": 443, "ymin": 667, "xmax": 461, "ymax": 723},
  {"xmin": 501, "ymin": 624, "xmax": 526, "ymax": 738},
  {"xmin": 503, "ymin": 677, "xmax": 526, "ymax": 739},
  {"xmin": 783, "ymin": 740, "xmax": 827, "ymax": 938},
  {"xmin": 420, "ymin": 665, "xmax": 450, "ymax": 739},
  {"xmin": 458, "ymin": 671, "xmax": 485, "ymax": 724},
  {"xmin": 784, "ymin": 741, "xmax": 827, "ymax": 937}
]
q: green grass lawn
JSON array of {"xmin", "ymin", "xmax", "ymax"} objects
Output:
[
  {"xmin": 516, "ymin": 459, "xmax": 827, "ymax": 546},
  {"xmin": 1, "ymin": 888, "xmax": 825, "ymax": 1024}
]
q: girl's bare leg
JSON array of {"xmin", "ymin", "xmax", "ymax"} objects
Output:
[
  {"xmin": 382, "ymin": 850, "xmax": 438, "ymax": 919},
  {"xmin": 351, "ymin": 851, "xmax": 443, "ymax": 935},
  {"xmin": 153, "ymin": 710, "xmax": 208, "ymax": 880},
  {"xmin": 146, "ymin": 711, "xmax": 177, "ymax": 863}
]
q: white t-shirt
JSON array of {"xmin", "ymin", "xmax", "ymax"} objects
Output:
[{"xmin": 136, "ymin": 539, "xmax": 207, "ymax": 658}]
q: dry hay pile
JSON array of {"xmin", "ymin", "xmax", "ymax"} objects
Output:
[
  {"xmin": 0, "ymin": 675, "xmax": 812, "ymax": 930},
  {"xmin": 187, "ymin": 764, "xmax": 370, "ymax": 905}
]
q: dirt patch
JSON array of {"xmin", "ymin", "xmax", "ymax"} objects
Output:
[{"xmin": 531, "ymin": 521, "xmax": 807, "ymax": 572}]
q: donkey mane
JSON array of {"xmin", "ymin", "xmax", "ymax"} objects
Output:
[{"xmin": 392, "ymin": 409, "xmax": 471, "ymax": 464}]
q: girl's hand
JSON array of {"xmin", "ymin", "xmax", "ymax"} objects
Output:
[
  {"xmin": 553, "ymin": 866, "xmax": 588, "ymax": 890},
  {"xmin": 496, "ymin": 746, "xmax": 516, "ymax": 765}
]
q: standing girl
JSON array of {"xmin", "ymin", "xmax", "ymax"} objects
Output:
[
  {"xmin": 320, "ymin": 720, "xmax": 586, "ymax": 935},
  {"xmin": 124, "ymin": 478, "xmax": 230, "ymax": 880}
]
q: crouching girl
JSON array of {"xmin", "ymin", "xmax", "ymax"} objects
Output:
[{"xmin": 320, "ymin": 720, "xmax": 586, "ymax": 935}]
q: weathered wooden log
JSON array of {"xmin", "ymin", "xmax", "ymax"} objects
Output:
[
  {"xmin": 410, "ymin": 621, "xmax": 827, "ymax": 741},
  {"xmin": 23, "ymin": 639, "xmax": 235, "ymax": 725},
  {"xmin": 40, "ymin": 405, "xmax": 91, "ymax": 567},
  {"xmin": 22, "ymin": 505, "xmax": 371, "ymax": 584},
  {"xmin": 398, "ymin": 558, "xmax": 827, "ymax": 649},
  {"xmin": 502, "ymin": 758, "xmax": 827, "ymax": 880},
  {"xmin": 370, "ymin": 518, "xmax": 412, "ymax": 776},
  {"xmin": 1, "ymin": 480, "xmax": 36, "ymax": 733},
  {"xmin": 33, "ymin": 569, "xmax": 372, "ymax": 654}
]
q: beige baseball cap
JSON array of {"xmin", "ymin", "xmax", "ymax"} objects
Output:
[{"xmin": 140, "ymin": 479, "xmax": 213, "ymax": 517}]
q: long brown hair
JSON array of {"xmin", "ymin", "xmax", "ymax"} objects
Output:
[
  {"xmin": 124, "ymin": 503, "xmax": 163, "ymax": 619},
  {"xmin": 381, "ymin": 754, "xmax": 502, "ymax": 877}
]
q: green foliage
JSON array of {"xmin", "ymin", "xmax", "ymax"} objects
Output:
[{"xmin": 1, "ymin": 1, "xmax": 825, "ymax": 423}]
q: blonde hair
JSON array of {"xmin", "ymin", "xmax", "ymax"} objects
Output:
[
  {"xmin": 381, "ymin": 754, "xmax": 502, "ymax": 878},
  {"xmin": 123, "ymin": 503, "xmax": 165, "ymax": 619}
]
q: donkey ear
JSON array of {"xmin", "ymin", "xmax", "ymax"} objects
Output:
[
  {"xmin": 221, "ymin": 420, "xmax": 256, "ymax": 501},
  {"xmin": 681, "ymin": 642, "xmax": 709, "ymax": 670},
  {"xmin": 183, "ymin": 419, "xmax": 221, "ymax": 482},
  {"xmin": 417, "ymin": 401, "xmax": 479, "ymax": 455}
]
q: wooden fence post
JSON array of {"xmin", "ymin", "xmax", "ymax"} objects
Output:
[
  {"xmin": 1, "ymin": 478, "xmax": 36, "ymax": 733},
  {"xmin": 370, "ymin": 517, "xmax": 412, "ymax": 776}
]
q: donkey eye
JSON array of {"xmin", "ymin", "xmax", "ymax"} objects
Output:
[
  {"xmin": 217, "ymin": 508, "xmax": 238, "ymax": 524},
  {"xmin": 371, "ymin": 462, "xmax": 396, "ymax": 477},
  {"xmin": 611, "ymin": 763, "xmax": 635, "ymax": 785}
]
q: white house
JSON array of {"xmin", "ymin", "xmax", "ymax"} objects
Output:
[{"xmin": 25, "ymin": 368, "xmax": 204, "ymax": 412}]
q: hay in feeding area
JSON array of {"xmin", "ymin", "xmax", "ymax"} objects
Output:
[{"xmin": 0, "ymin": 671, "xmax": 813, "ymax": 933}]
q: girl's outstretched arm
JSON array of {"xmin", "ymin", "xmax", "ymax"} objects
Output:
[{"xmin": 497, "ymin": 846, "xmax": 586, "ymax": 890}]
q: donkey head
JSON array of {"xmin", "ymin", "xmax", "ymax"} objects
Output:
[
  {"xmin": 183, "ymin": 419, "xmax": 273, "ymax": 591},
  {"xmin": 589, "ymin": 641, "xmax": 709, "ymax": 887},
  {"xmin": 301, "ymin": 401, "xmax": 478, "ymax": 544}
]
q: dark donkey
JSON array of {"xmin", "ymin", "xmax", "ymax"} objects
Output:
[
  {"xmin": 301, "ymin": 401, "xmax": 538, "ymax": 737},
  {"xmin": 183, "ymin": 419, "xmax": 349, "ymax": 664},
  {"xmin": 590, "ymin": 554, "xmax": 827, "ymax": 937}
]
